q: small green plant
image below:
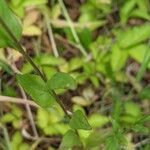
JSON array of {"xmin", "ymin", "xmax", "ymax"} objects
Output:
[
  {"xmin": 0, "ymin": 0, "xmax": 91, "ymax": 149},
  {"xmin": 0, "ymin": 0, "xmax": 150, "ymax": 149}
]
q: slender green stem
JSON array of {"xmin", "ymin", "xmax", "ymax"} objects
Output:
[
  {"xmin": 58, "ymin": 0, "xmax": 88, "ymax": 57},
  {"xmin": 44, "ymin": 11, "xmax": 59, "ymax": 57},
  {"xmin": 2, "ymin": 126, "xmax": 12, "ymax": 150},
  {"xmin": 0, "ymin": 16, "xmax": 70, "ymax": 119},
  {"xmin": 0, "ymin": 17, "xmax": 46, "ymax": 82}
]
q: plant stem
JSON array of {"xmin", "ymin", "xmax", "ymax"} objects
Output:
[
  {"xmin": 0, "ymin": 17, "xmax": 46, "ymax": 82},
  {"xmin": 0, "ymin": 16, "xmax": 70, "ymax": 119},
  {"xmin": 52, "ymin": 91, "xmax": 71, "ymax": 118},
  {"xmin": 58, "ymin": 0, "xmax": 88, "ymax": 57},
  {"xmin": 20, "ymin": 86, "xmax": 39, "ymax": 138},
  {"xmin": 7, "ymin": 50, "xmax": 39, "ymax": 138},
  {"xmin": 2, "ymin": 126, "xmax": 12, "ymax": 150},
  {"xmin": 44, "ymin": 11, "xmax": 59, "ymax": 57},
  {"xmin": 0, "ymin": 95, "xmax": 38, "ymax": 107}
]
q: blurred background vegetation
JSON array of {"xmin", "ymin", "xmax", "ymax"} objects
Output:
[{"xmin": 0, "ymin": 0, "xmax": 150, "ymax": 149}]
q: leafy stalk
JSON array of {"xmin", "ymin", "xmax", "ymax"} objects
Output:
[{"xmin": 0, "ymin": 16, "xmax": 70, "ymax": 118}]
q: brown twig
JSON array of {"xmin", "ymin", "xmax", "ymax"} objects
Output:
[
  {"xmin": 7, "ymin": 51, "xmax": 39, "ymax": 138},
  {"xmin": 0, "ymin": 95, "xmax": 39, "ymax": 107}
]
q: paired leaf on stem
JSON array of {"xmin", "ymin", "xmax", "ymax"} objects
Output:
[
  {"xmin": 17, "ymin": 72, "xmax": 77, "ymax": 108},
  {"xmin": 17, "ymin": 74, "xmax": 56, "ymax": 108},
  {"xmin": 17, "ymin": 73, "xmax": 91, "ymax": 130}
]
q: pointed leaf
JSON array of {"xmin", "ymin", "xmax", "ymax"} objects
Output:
[
  {"xmin": 69, "ymin": 110, "xmax": 92, "ymax": 130},
  {"xmin": 117, "ymin": 24, "xmax": 150, "ymax": 48},
  {"xmin": 17, "ymin": 74, "xmax": 56, "ymax": 108},
  {"xmin": 47, "ymin": 72, "xmax": 77, "ymax": 90},
  {"xmin": 0, "ymin": 0, "xmax": 22, "ymax": 48},
  {"xmin": 60, "ymin": 130, "xmax": 82, "ymax": 149}
]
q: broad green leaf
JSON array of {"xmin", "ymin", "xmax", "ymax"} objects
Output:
[
  {"xmin": 69, "ymin": 57, "xmax": 83, "ymax": 71},
  {"xmin": 60, "ymin": 130, "xmax": 82, "ymax": 150},
  {"xmin": 37, "ymin": 54, "xmax": 65, "ymax": 66},
  {"xmin": 47, "ymin": 72, "xmax": 77, "ymax": 90},
  {"xmin": 44, "ymin": 123, "xmax": 69, "ymax": 136},
  {"xmin": 78, "ymin": 28, "xmax": 92, "ymax": 48},
  {"xmin": 11, "ymin": 132, "xmax": 23, "ymax": 150},
  {"xmin": 124, "ymin": 102, "xmax": 141, "ymax": 117},
  {"xmin": 17, "ymin": 74, "xmax": 56, "ymax": 108},
  {"xmin": 0, "ymin": 114, "xmax": 16, "ymax": 123},
  {"xmin": 69, "ymin": 110, "xmax": 92, "ymax": 130},
  {"xmin": 111, "ymin": 44, "xmax": 128, "ymax": 71},
  {"xmin": 117, "ymin": 24, "xmax": 150, "ymax": 48},
  {"xmin": 121, "ymin": 101, "xmax": 141, "ymax": 124},
  {"xmin": 37, "ymin": 107, "xmax": 69, "ymax": 136},
  {"xmin": 88, "ymin": 114, "xmax": 109, "ymax": 128},
  {"xmin": 128, "ymin": 44, "xmax": 150, "ymax": 68},
  {"xmin": 0, "ymin": 0, "xmax": 22, "ymax": 48}
]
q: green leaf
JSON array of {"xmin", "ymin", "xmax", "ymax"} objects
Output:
[
  {"xmin": 78, "ymin": 28, "xmax": 92, "ymax": 48},
  {"xmin": 47, "ymin": 72, "xmax": 77, "ymax": 90},
  {"xmin": 37, "ymin": 54, "xmax": 65, "ymax": 66},
  {"xmin": 11, "ymin": 132, "xmax": 23, "ymax": 150},
  {"xmin": 17, "ymin": 74, "xmax": 56, "ymax": 108},
  {"xmin": 120, "ymin": 0, "xmax": 136, "ymax": 24},
  {"xmin": 0, "ymin": 114, "xmax": 16, "ymax": 123},
  {"xmin": 60, "ymin": 130, "xmax": 82, "ymax": 150},
  {"xmin": 117, "ymin": 24, "xmax": 150, "ymax": 48},
  {"xmin": 68, "ymin": 57, "xmax": 83, "ymax": 71},
  {"xmin": 88, "ymin": 114, "xmax": 109, "ymax": 128},
  {"xmin": 0, "ymin": 0, "xmax": 22, "ymax": 48},
  {"xmin": 128, "ymin": 44, "xmax": 150, "ymax": 68},
  {"xmin": 69, "ymin": 110, "xmax": 92, "ymax": 130},
  {"xmin": 124, "ymin": 102, "xmax": 141, "ymax": 117},
  {"xmin": 111, "ymin": 44, "xmax": 128, "ymax": 71}
]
